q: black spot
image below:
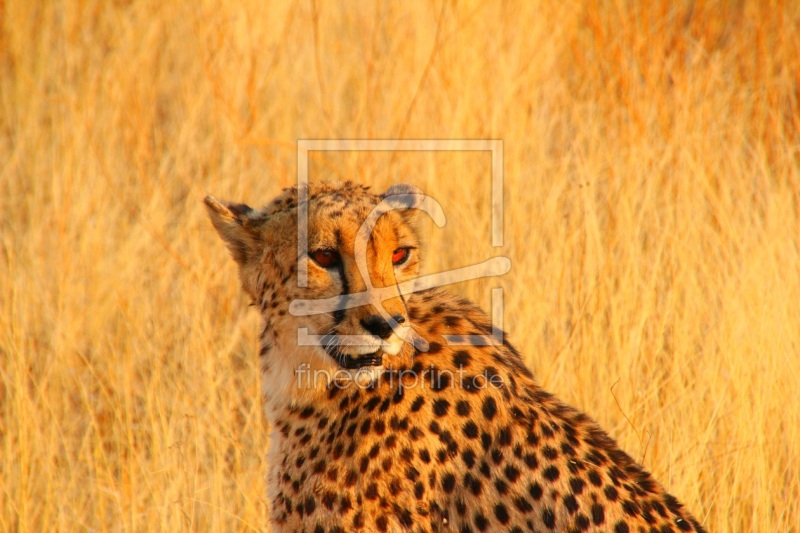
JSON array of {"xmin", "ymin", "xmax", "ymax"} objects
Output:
[
  {"xmin": 365, "ymin": 483, "xmax": 379, "ymax": 500},
  {"xmin": 675, "ymin": 518, "xmax": 693, "ymax": 531},
  {"xmin": 379, "ymin": 398, "xmax": 391, "ymax": 412},
  {"xmin": 456, "ymin": 499, "xmax": 467, "ymax": 516},
  {"xmin": 542, "ymin": 445, "xmax": 558, "ymax": 459},
  {"xmin": 614, "ymin": 521, "xmax": 630, "ymax": 533},
  {"xmin": 376, "ymin": 514, "xmax": 389, "ymax": 532},
  {"xmin": 463, "ymin": 421, "xmax": 479, "ymax": 439},
  {"xmin": 514, "ymin": 496, "xmax": 533, "ymax": 513},
  {"xmin": 591, "ymin": 503, "xmax": 605, "ymax": 524},
  {"xmin": 365, "ymin": 396, "xmax": 381, "ymax": 412},
  {"xmin": 575, "ymin": 514, "xmax": 590, "ymax": 531},
  {"xmin": 340, "ymin": 495, "xmax": 352, "ymax": 512},
  {"xmin": 604, "ymin": 485, "xmax": 619, "ymax": 501},
  {"xmin": 504, "ymin": 464, "xmax": 521, "ymax": 482},
  {"xmin": 461, "ymin": 448, "xmax": 476, "ymax": 469},
  {"xmin": 326, "ymin": 467, "xmax": 338, "ymax": 482},
  {"xmin": 396, "ymin": 508, "xmax": 413, "ymax": 527},
  {"xmin": 299, "ymin": 406, "xmax": 315, "ymax": 418},
  {"xmin": 491, "ymin": 448, "xmax": 504, "ymax": 465},
  {"xmin": 392, "ymin": 384, "xmax": 404, "ymax": 403},
  {"xmin": 543, "ymin": 465, "xmax": 560, "ymax": 481},
  {"xmin": 563, "ymin": 494, "xmax": 579, "ymax": 514},
  {"xmin": 322, "ymin": 491, "xmax": 336, "ymax": 510},
  {"xmin": 497, "ymin": 427, "xmax": 512, "ymax": 446},
  {"xmin": 430, "ymin": 370, "xmax": 451, "ymax": 391},
  {"xmin": 524, "ymin": 453, "xmax": 539, "ymax": 470},
  {"xmin": 444, "ymin": 315, "xmax": 461, "ymax": 327},
  {"xmin": 542, "ymin": 507, "xmax": 556, "ymax": 529},
  {"xmin": 462, "ymin": 375, "xmax": 482, "ymax": 393},
  {"xmin": 494, "ymin": 503, "xmax": 510, "ymax": 524},
  {"xmin": 414, "ymin": 481, "xmax": 425, "ymax": 499},
  {"xmin": 474, "ymin": 512, "xmax": 489, "ymax": 531},
  {"xmin": 529, "ymin": 482, "xmax": 543, "ymax": 500},
  {"xmin": 494, "ymin": 478, "xmax": 509, "ymax": 495},
  {"xmin": 456, "ymin": 400, "xmax": 471, "ymax": 416},
  {"xmin": 664, "ymin": 494, "xmax": 683, "ymax": 514},
  {"xmin": 427, "ymin": 342, "xmax": 442, "ymax": 354},
  {"xmin": 588, "ymin": 469, "xmax": 603, "ymax": 486},
  {"xmin": 586, "ymin": 449, "xmax": 607, "ymax": 466},
  {"xmin": 442, "ymin": 472, "xmax": 456, "ymax": 493},
  {"xmin": 482, "ymin": 397, "xmax": 498, "ymax": 420},
  {"xmin": 368, "ymin": 443, "xmax": 380, "ymax": 459},
  {"xmin": 433, "ymin": 399, "xmax": 450, "ymax": 417},
  {"xmin": 652, "ymin": 501, "xmax": 668, "ymax": 518},
  {"xmin": 570, "ymin": 477, "xmax": 586, "ymax": 495},
  {"xmin": 304, "ymin": 495, "xmax": 316, "ymax": 515},
  {"xmin": 622, "ymin": 499, "xmax": 640, "ymax": 517},
  {"xmin": 360, "ymin": 419, "xmax": 372, "ymax": 435},
  {"xmin": 464, "ymin": 473, "xmax": 482, "ymax": 495},
  {"xmin": 481, "ymin": 432, "xmax": 492, "ymax": 450},
  {"xmin": 401, "ymin": 448, "xmax": 415, "ymax": 462},
  {"xmin": 453, "ymin": 350, "xmax": 472, "ymax": 367},
  {"xmin": 411, "ymin": 396, "xmax": 425, "ymax": 412},
  {"xmin": 419, "ymin": 448, "xmax": 431, "ymax": 463}
]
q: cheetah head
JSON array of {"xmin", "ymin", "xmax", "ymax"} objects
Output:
[{"xmin": 205, "ymin": 181, "xmax": 431, "ymax": 401}]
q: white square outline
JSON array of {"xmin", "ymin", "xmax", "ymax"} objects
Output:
[{"xmin": 295, "ymin": 139, "xmax": 505, "ymax": 347}]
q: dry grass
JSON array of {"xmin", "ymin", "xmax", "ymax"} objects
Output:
[{"xmin": 2, "ymin": 1, "xmax": 799, "ymax": 531}]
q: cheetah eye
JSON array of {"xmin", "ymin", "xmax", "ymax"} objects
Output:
[
  {"xmin": 392, "ymin": 247, "xmax": 410, "ymax": 266},
  {"xmin": 311, "ymin": 249, "xmax": 340, "ymax": 268}
]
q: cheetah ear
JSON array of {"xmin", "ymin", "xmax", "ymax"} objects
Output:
[
  {"xmin": 381, "ymin": 183, "xmax": 424, "ymax": 205},
  {"xmin": 381, "ymin": 183, "xmax": 438, "ymax": 233},
  {"xmin": 204, "ymin": 195, "xmax": 260, "ymax": 266}
]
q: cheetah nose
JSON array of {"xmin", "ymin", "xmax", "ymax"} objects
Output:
[{"xmin": 361, "ymin": 314, "xmax": 405, "ymax": 340}]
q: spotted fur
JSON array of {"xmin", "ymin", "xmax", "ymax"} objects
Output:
[{"xmin": 205, "ymin": 181, "xmax": 707, "ymax": 533}]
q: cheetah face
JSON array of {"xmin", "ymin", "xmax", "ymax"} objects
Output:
[{"xmin": 205, "ymin": 182, "xmax": 423, "ymax": 386}]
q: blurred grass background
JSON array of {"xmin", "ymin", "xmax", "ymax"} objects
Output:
[{"xmin": 1, "ymin": 1, "xmax": 799, "ymax": 531}]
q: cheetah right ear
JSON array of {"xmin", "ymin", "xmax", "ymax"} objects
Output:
[{"xmin": 204, "ymin": 195, "xmax": 260, "ymax": 266}]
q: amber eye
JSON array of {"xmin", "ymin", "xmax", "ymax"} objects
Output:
[
  {"xmin": 311, "ymin": 249, "xmax": 340, "ymax": 268},
  {"xmin": 392, "ymin": 247, "xmax": 410, "ymax": 265}
]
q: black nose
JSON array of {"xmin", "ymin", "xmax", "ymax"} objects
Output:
[{"xmin": 361, "ymin": 314, "xmax": 405, "ymax": 339}]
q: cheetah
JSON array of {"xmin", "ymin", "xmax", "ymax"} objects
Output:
[{"xmin": 205, "ymin": 181, "xmax": 707, "ymax": 533}]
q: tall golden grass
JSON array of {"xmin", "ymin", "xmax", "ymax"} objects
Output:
[{"xmin": 2, "ymin": 1, "xmax": 799, "ymax": 531}]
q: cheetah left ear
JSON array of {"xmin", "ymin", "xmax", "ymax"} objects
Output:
[
  {"xmin": 204, "ymin": 195, "xmax": 261, "ymax": 266},
  {"xmin": 380, "ymin": 182, "xmax": 446, "ymax": 231},
  {"xmin": 381, "ymin": 183, "xmax": 426, "ymax": 232},
  {"xmin": 381, "ymin": 183, "xmax": 424, "ymax": 205}
]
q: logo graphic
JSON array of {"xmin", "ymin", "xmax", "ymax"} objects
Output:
[{"xmin": 291, "ymin": 139, "xmax": 508, "ymax": 351}]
